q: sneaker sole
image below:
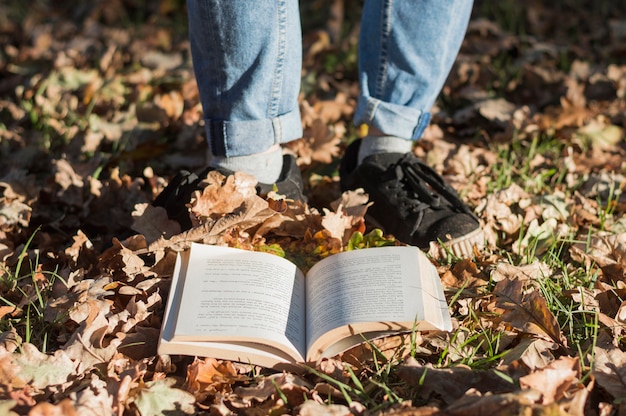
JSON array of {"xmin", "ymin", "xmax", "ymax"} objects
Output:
[
  {"xmin": 366, "ymin": 213, "xmax": 485, "ymax": 258},
  {"xmin": 431, "ymin": 226, "xmax": 485, "ymax": 258}
]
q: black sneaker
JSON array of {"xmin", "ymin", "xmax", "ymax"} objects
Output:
[
  {"xmin": 153, "ymin": 154, "xmax": 306, "ymax": 230},
  {"xmin": 339, "ymin": 140, "xmax": 483, "ymax": 256}
]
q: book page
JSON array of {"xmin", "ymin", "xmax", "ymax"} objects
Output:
[
  {"xmin": 173, "ymin": 243, "xmax": 306, "ymax": 361},
  {"xmin": 158, "ymin": 338, "xmax": 305, "ymax": 371},
  {"xmin": 305, "ymin": 246, "xmax": 450, "ymax": 355}
]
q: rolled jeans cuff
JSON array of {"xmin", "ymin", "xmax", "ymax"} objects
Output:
[
  {"xmin": 354, "ymin": 96, "xmax": 432, "ymax": 141},
  {"xmin": 205, "ymin": 109, "xmax": 303, "ymax": 157}
]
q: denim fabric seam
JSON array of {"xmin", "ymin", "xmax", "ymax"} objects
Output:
[
  {"xmin": 202, "ymin": 4, "xmax": 221, "ymax": 155},
  {"xmin": 206, "ymin": 120, "xmax": 223, "ymax": 156},
  {"xmin": 272, "ymin": 116, "xmax": 283, "ymax": 141},
  {"xmin": 375, "ymin": 0, "xmax": 392, "ymax": 98},
  {"xmin": 269, "ymin": 0, "xmax": 287, "ymax": 138},
  {"xmin": 412, "ymin": 112, "xmax": 432, "ymax": 140},
  {"xmin": 366, "ymin": 99, "xmax": 378, "ymax": 123}
]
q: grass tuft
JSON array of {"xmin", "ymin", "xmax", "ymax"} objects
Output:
[{"xmin": 0, "ymin": 228, "xmax": 68, "ymax": 353}]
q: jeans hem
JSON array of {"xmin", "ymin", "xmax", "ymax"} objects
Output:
[
  {"xmin": 353, "ymin": 95, "xmax": 431, "ymax": 140},
  {"xmin": 205, "ymin": 109, "xmax": 303, "ymax": 157}
]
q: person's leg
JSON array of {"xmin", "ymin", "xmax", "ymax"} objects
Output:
[
  {"xmin": 187, "ymin": 0, "xmax": 303, "ymax": 184},
  {"xmin": 355, "ymin": 0, "xmax": 473, "ymax": 145},
  {"xmin": 342, "ymin": 0, "xmax": 481, "ymax": 256},
  {"xmin": 153, "ymin": 1, "xmax": 304, "ymax": 228}
]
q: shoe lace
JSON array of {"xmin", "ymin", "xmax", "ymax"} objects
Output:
[{"xmin": 394, "ymin": 155, "xmax": 472, "ymax": 216}]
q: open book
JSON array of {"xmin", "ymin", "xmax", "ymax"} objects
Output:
[{"xmin": 158, "ymin": 242, "xmax": 452, "ymax": 370}]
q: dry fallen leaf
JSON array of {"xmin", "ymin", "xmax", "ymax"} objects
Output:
[
  {"xmin": 397, "ymin": 356, "xmax": 516, "ymax": 405},
  {"xmin": 494, "ymin": 278, "xmax": 567, "ymax": 347},
  {"xmin": 329, "ymin": 188, "xmax": 372, "ymax": 223},
  {"xmin": 231, "ymin": 372, "xmax": 312, "ymax": 409},
  {"xmin": 570, "ymin": 232, "xmax": 626, "ymax": 268},
  {"xmin": 131, "ymin": 378, "xmax": 196, "ymax": 415},
  {"xmin": 131, "ymin": 203, "xmax": 181, "ymax": 244},
  {"xmin": 71, "ymin": 373, "xmax": 116, "ymax": 416},
  {"xmin": 185, "ymin": 357, "xmax": 243, "ymax": 400},
  {"xmin": 499, "ymin": 336, "xmax": 558, "ymax": 371},
  {"xmin": 576, "ymin": 117, "xmax": 625, "ymax": 150},
  {"xmin": 0, "ymin": 199, "xmax": 31, "ymax": 229},
  {"xmin": 440, "ymin": 258, "xmax": 489, "ymax": 289},
  {"xmin": 27, "ymin": 399, "xmax": 79, "ymax": 416},
  {"xmin": 518, "ymin": 356, "xmax": 581, "ymax": 404},
  {"xmin": 490, "ymin": 261, "xmax": 552, "ymax": 283},
  {"xmin": 0, "ymin": 400, "xmax": 19, "ymax": 416},
  {"xmin": 443, "ymin": 388, "xmax": 545, "ymax": 416},
  {"xmin": 592, "ymin": 346, "xmax": 626, "ymax": 401},
  {"xmin": 189, "ymin": 171, "xmax": 259, "ymax": 224},
  {"xmin": 12, "ymin": 343, "xmax": 77, "ymax": 392},
  {"xmin": 297, "ymin": 401, "xmax": 352, "ymax": 416},
  {"xmin": 321, "ymin": 207, "xmax": 354, "ymax": 243}
]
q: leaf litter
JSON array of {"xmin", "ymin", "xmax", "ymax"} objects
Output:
[{"xmin": 1, "ymin": 0, "xmax": 626, "ymax": 414}]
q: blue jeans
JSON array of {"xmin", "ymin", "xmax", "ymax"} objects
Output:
[{"xmin": 187, "ymin": 0, "xmax": 474, "ymax": 157}]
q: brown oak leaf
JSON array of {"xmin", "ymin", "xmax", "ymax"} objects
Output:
[
  {"xmin": 518, "ymin": 356, "xmax": 581, "ymax": 404},
  {"xmin": 131, "ymin": 203, "xmax": 181, "ymax": 244},
  {"xmin": 494, "ymin": 278, "xmax": 567, "ymax": 348},
  {"xmin": 189, "ymin": 171, "xmax": 258, "ymax": 224},
  {"xmin": 592, "ymin": 346, "xmax": 626, "ymax": 401},
  {"xmin": 185, "ymin": 357, "xmax": 244, "ymax": 400}
]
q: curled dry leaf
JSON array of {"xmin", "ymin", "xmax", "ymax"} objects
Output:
[
  {"xmin": 131, "ymin": 378, "xmax": 196, "ymax": 416},
  {"xmin": 231, "ymin": 372, "xmax": 312, "ymax": 409},
  {"xmin": 499, "ymin": 336, "xmax": 559, "ymax": 371},
  {"xmin": 490, "ymin": 261, "xmax": 552, "ymax": 283},
  {"xmin": 12, "ymin": 343, "xmax": 77, "ymax": 392},
  {"xmin": 341, "ymin": 333, "xmax": 415, "ymax": 366},
  {"xmin": 443, "ymin": 388, "xmax": 545, "ymax": 416},
  {"xmin": 189, "ymin": 171, "xmax": 259, "ymax": 224},
  {"xmin": 494, "ymin": 278, "xmax": 568, "ymax": 348},
  {"xmin": 397, "ymin": 356, "xmax": 516, "ymax": 405},
  {"xmin": 329, "ymin": 188, "xmax": 372, "ymax": 222},
  {"xmin": 185, "ymin": 357, "xmax": 244, "ymax": 400},
  {"xmin": 52, "ymin": 158, "xmax": 84, "ymax": 191},
  {"xmin": 592, "ymin": 346, "xmax": 626, "ymax": 401},
  {"xmin": 0, "ymin": 199, "xmax": 31, "ymax": 229},
  {"xmin": 294, "ymin": 118, "xmax": 344, "ymax": 165},
  {"xmin": 131, "ymin": 203, "xmax": 181, "ymax": 244},
  {"xmin": 477, "ymin": 184, "xmax": 530, "ymax": 246},
  {"xmin": 98, "ymin": 238, "xmax": 155, "ymax": 281},
  {"xmin": 28, "ymin": 399, "xmax": 79, "ymax": 416},
  {"xmin": 142, "ymin": 221, "xmax": 221, "ymax": 254},
  {"xmin": 72, "ymin": 374, "xmax": 115, "ymax": 416},
  {"xmin": 297, "ymin": 400, "xmax": 352, "ymax": 416},
  {"xmin": 0, "ymin": 400, "xmax": 19, "ymax": 416},
  {"xmin": 0, "ymin": 170, "xmax": 40, "ymax": 203},
  {"xmin": 208, "ymin": 197, "xmax": 276, "ymax": 237},
  {"xmin": 63, "ymin": 296, "xmax": 123, "ymax": 373},
  {"xmin": 321, "ymin": 207, "xmax": 353, "ymax": 243},
  {"xmin": 0, "ymin": 328, "xmax": 21, "ymax": 353},
  {"xmin": 315, "ymin": 357, "xmax": 350, "ymax": 384},
  {"xmin": 440, "ymin": 258, "xmax": 489, "ymax": 289},
  {"xmin": 64, "ymin": 230, "xmax": 93, "ymax": 264},
  {"xmin": 569, "ymin": 232, "xmax": 626, "ymax": 268},
  {"xmin": 518, "ymin": 356, "xmax": 582, "ymax": 405},
  {"xmin": 294, "ymin": 95, "xmax": 347, "ymax": 165}
]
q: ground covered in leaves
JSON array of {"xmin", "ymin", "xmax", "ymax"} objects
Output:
[{"xmin": 1, "ymin": 0, "xmax": 626, "ymax": 414}]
